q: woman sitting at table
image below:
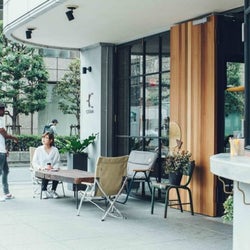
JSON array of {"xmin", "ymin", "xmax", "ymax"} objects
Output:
[{"xmin": 32, "ymin": 132, "xmax": 60, "ymax": 199}]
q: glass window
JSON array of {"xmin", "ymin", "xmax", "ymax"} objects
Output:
[
  {"xmin": 39, "ymin": 48, "xmax": 79, "ymax": 59},
  {"xmin": 130, "ymin": 76, "xmax": 143, "ymax": 137},
  {"xmin": 146, "ymin": 37, "xmax": 159, "ymax": 74},
  {"xmin": 131, "ymin": 43, "xmax": 143, "ymax": 76},
  {"xmin": 116, "ymin": 31, "xmax": 170, "ymax": 157},
  {"xmin": 224, "ymin": 62, "xmax": 245, "ymax": 151}
]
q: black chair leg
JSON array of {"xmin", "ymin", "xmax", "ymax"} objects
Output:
[
  {"xmin": 117, "ymin": 178, "xmax": 134, "ymax": 204},
  {"xmin": 141, "ymin": 182, "xmax": 145, "ymax": 196},
  {"xmin": 176, "ymin": 188, "xmax": 183, "ymax": 212},
  {"xmin": 164, "ymin": 187, "xmax": 171, "ymax": 218},
  {"xmin": 40, "ymin": 183, "xmax": 42, "ymax": 199},
  {"xmin": 146, "ymin": 180, "xmax": 152, "ymax": 194},
  {"xmin": 187, "ymin": 187, "xmax": 194, "ymax": 215},
  {"xmin": 143, "ymin": 172, "xmax": 152, "ymax": 195},
  {"xmin": 151, "ymin": 186, "xmax": 156, "ymax": 214}
]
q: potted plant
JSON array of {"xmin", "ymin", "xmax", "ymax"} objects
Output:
[
  {"xmin": 58, "ymin": 134, "xmax": 97, "ymax": 154},
  {"xmin": 165, "ymin": 148, "xmax": 192, "ymax": 185},
  {"xmin": 57, "ymin": 133, "xmax": 97, "ymax": 190}
]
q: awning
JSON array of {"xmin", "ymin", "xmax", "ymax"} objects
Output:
[{"xmin": 226, "ymin": 86, "xmax": 245, "ymax": 92}]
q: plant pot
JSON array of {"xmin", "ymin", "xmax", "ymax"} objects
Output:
[
  {"xmin": 169, "ymin": 171, "xmax": 182, "ymax": 185},
  {"xmin": 67, "ymin": 152, "xmax": 88, "ymax": 191}
]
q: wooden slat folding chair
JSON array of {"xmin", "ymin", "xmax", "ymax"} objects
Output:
[{"xmin": 77, "ymin": 155, "xmax": 128, "ymax": 221}]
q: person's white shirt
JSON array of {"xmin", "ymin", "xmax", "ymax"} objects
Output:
[
  {"xmin": 32, "ymin": 145, "xmax": 60, "ymax": 170},
  {"xmin": 50, "ymin": 124, "xmax": 57, "ymax": 135}
]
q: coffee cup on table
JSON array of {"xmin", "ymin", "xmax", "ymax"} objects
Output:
[{"xmin": 46, "ymin": 163, "xmax": 52, "ymax": 170}]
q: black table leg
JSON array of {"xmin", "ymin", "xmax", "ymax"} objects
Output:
[{"xmin": 76, "ymin": 184, "xmax": 78, "ymax": 209}]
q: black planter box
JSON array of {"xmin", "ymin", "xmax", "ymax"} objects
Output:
[{"xmin": 67, "ymin": 153, "xmax": 88, "ymax": 191}]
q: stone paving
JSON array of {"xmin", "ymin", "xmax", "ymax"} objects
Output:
[{"xmin": 0, "ymin": 166, "xmax": 233, "ymax": 250}]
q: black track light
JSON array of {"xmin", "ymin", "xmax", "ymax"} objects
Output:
[
  {"xmin": 66, "ymin": 6, "xmax": 78, "ymax": 21},
  {"xmin": 26, "ymin": 30, "xmax": 32, "ymax": 39},
  {"xmin": 25, "ymin": 28, "xmax": 35, "ymax": 39}
]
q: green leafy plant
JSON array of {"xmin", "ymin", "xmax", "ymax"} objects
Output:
[
  {"xmin": 0, "ymin": 22, "xmax": 49, "ymax": 134},
  {"xmin": 222, "ymin": 195, "xmax": 233, "ymax": 222},
  {"xmin": 165, "ymin": 149, "xmax": 192, "ymax": 175},
  {"xmin": 57, "ymin": 134, "xmax": 97, "ymax": 154},
  {"xmin": 52, "ymin": 59, "xmax": 81, "ymax": 135},
  {"xmin": 225, "ymin": 62, "xmax": 244, "ymax": 117}
]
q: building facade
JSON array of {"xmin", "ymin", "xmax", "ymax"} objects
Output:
[{"xmin": 2, "ymin": 0, "xmax": 245, "ymax": 217}]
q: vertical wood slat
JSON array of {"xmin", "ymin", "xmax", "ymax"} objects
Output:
[{"xmin": 170, "ymin": 16, "xmax": 217, "ymax": 216}]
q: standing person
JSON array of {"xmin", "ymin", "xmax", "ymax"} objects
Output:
[
  {"xmin": 43, "ymin": 119, "xmax": 58, "ymax": 135},
  {"xmin": 50, "ymin": 119, "xmax": 58, "ymax": 135},
  {"xmin": 0, "ymin": 103, "xmax": 18, "ymax": 202},
  {"xmin": 32, "ymin": 132, "xmax": 60, "ymax": 199}
]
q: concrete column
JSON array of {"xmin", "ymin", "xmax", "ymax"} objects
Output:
[
  {"xmin": 80, "ymin": 43, "xmax": 114, "ymax": 172},
  {"xmin": 233, "ymin": 181, "xmax": 250, "ymax": 250}
]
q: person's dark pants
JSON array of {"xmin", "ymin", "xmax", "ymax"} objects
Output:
[
  {"xmin": 0, "ymin": 152, "xmax": 10, "ymax": 194},
  {"xmin": 41, "ymin": 179, "xmax": 58, "ymax": 191}
]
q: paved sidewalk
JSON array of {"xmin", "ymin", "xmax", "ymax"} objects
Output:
[{"xmin": 0, "ymin": 167, "xmax": 232, "ymax": 250}]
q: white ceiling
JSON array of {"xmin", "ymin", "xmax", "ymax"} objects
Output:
[{"xmin": 5, "ymin": 0, "xmax": 243, "ymax": 50}]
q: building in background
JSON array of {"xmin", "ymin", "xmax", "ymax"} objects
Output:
[{"xmin": 0, "ymin": 0, "xmax": 79, "ymax": 135}]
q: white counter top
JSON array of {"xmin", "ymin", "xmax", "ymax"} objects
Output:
[{"xmin": 210, "ymin": 153, "xmax": 250, "ymax": 184}]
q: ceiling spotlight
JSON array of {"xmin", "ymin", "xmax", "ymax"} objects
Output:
[
  {"xmin": 26, "ymin": 28, "xmax": 35, "ymax": 39},
  {"xmin": 66, "ymin": 5, "xmax": 78, "ymax": 21}
]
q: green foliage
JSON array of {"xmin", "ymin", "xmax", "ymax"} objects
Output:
[
  {"xmin": 6, "ymin": 135, "xmax": 83, "ymax": 152},
  {"xmin": 0, "ymin": 23, "xmax": 49, "ymax": 133},
  {"xmin": 6, "ymin": 135, "xmax": 41, "ymax": 151},
  {"xmin": 225, "ymin": 62, "xmax": 244, "ymax": 117},
  {"xmin": 56, "ymin": 134, "xmax": 97, "ymax": 154},
  {"xmin": 52, "ymin": 58, "xmax": 80, "ymax": 129},
  {"xmin": 224, "ymin": 91, "xmax": 244, "ymax": 117},
  {"xmin": 165, "ymin": 149, "xmax": 192, "ymax": 174},
  {"xmin": 222, "ymin": 195, "xmax": 233, "ymax": 222},
  {"xmin": 227, "ymin": 63, "xmax": 241, "ymax": 86}
]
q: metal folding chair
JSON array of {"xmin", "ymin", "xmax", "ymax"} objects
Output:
[
  {"xmin": 77, "ymin": 155, "xmax": 128, "ymax": 221},
  {"xmin": 119, "ymin": 150, "xmax": 158, "ymax": 204}
]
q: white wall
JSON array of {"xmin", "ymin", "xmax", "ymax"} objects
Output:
[
  {"xmin": 234, "ymin": 181, "xmax": 250, "ymax": 250},
  {"xmin": 80, "ymin": 45, "xmax": 102, "ymax": 172},
  {"xmin": 4, "ymin": 0, "xmax": 46, "ymax": 25},
  {"xmin": 3, "ymin": 0, "xmax": 66, "ymax": 28}
]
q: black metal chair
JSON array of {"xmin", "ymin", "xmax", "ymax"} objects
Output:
[{"xmin": 151, "ymin": 160, "xmax": 195, "ymax": 218}]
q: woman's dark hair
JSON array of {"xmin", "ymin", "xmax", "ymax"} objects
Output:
[{"xmin": 42, "ymin": 132, "xmax": 54, "ymax": 146}]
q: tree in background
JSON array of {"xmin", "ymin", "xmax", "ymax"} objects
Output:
[
  {"xmin": 225, "ymin": 62, "xmax": 244, "ymax": 117},
  {"xmin": 0, "ymin": 22, "xmax": 49, "ymax": 134},
  {"xmin": 53, "ymin": 58, "xmax": 80, "ymax": 135}
]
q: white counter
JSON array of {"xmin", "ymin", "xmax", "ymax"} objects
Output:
[
  {"xmin": 210, "ymin": 153, "xmax": 250, "ymax": 250},
  {"xmin": 210, "ymin": 153, "xmax": 250, "ymax": 184}
]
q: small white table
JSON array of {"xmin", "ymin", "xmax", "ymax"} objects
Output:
[{"xmin": 210, "ymin": 153, "xmax": 250, "ymax": 250}]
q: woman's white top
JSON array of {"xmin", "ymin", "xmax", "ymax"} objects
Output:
[{"xmin": 32, "ymin": 145, "xmax": 60, "ymax": 170}]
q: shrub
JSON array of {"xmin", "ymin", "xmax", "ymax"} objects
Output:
[
  {"xmin": 222, "ymin": 195, "xmax": 233, "ymax": 222},
  {"xmin": 6, "ymin": 135, "xmax": 74, "ymax": 151}
]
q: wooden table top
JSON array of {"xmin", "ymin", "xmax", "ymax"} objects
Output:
[{"xmin": 35, "ymin": 169, "xmax": 94, "ymax": 184}]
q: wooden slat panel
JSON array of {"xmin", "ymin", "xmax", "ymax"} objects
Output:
[{"xmin": 170, "ymin": 16, "xmax": 217, "ymax": 216}]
